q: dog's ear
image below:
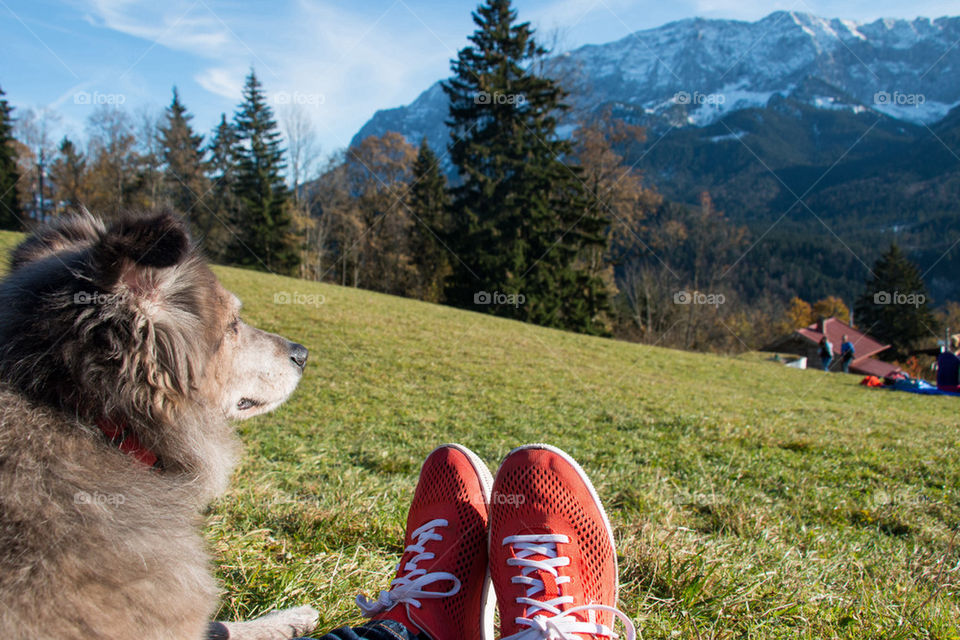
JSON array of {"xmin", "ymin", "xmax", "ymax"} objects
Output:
[
  {"xmin": 92, "ymin": 212, "xmax": 192, "ymax": 294},
  {"xmin": 10, "ymin": 211, "xmax": 105, "ymax": 270}
]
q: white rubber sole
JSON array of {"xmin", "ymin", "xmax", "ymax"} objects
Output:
[
  {"xmin": 497, "ymin": 443, "xmax": 619, "ymax": 600},
  {"xmin": 433, "ymin": 443, "xmax": 496, "ymax": 640}
]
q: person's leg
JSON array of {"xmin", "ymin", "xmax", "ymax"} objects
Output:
[
  {"xmin": 353, "ymin": 443, "xmax": 494, "ymax": 640},
  {"xmin": 488, "ymin": 444, "xmax": 637, "ymax": 640},
  {"xmin": 295, "ymin": 619, "xmax": 423, "ymax": 640}
]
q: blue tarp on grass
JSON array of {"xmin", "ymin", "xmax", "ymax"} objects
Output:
[{"xmin": 888, "ymin": 377, "xmax": 960, "ymax": 397}]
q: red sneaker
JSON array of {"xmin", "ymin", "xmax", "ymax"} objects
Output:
[
  {"xmin": 356, "ymin": 444, "xmax": 494, "ymax": 640},
  {"xmin": 489, "ymin": 444, "xmax": 636, "ymax": 640}
]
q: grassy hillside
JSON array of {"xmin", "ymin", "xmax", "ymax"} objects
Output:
[{"xmin": 1, "ymin": 230, "xmax": 957, "ymax": 638}]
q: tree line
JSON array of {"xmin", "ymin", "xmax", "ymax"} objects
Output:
[{"xmin": 0, "ymin": 0, "xmax": 947, "ymax": 363}]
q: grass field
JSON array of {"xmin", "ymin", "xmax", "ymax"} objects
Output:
[{"xmin": 1, "ymin": 230, "xmax": 958, "ymax": 639}]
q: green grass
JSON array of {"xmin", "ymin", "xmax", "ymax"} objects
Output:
[{"xmin": 1, "ymin": 230, "xmax": 958, "ymax": 638}]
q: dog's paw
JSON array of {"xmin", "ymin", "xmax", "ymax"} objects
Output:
[
  {"xmin": 218, "ymin": 605, "xmax": 319, "ymax": 640},
  {"xmin": 263, "ymin": 606, "xmax": 319, "ymax": 638}
]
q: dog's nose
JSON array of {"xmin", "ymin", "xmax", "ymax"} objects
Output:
[{"xmin": 289, "ymin": 342, "xmax": 308, "ymax": 370}]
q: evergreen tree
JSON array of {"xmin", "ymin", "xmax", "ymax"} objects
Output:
[
  {"xmin": 229, "ymin": 70, "xmax": 299, "ymax": 275},
  {"xmin": 204, "ymin": 113, "xmax": 240, "ymax": 258},
  {"xmin": 0, "ymin": 86, "xmax": 22, "ymax": 229},
  {"xmin": 408, "ymin": 138, "xmax": 451, "ymax": 302},
  {"xmin": 158, "ymin": 88, "xmax": 208, "ymax": 232},
  {"xmin": 855, "ymin": 244, "xmax": 937, "ymax": 358},
  {"xmin": 442, "ymin": 0, "xmax": 607, "ymax": 333},
  {"xmin": 48, "ymin": 136, "xmax": 86, "ymax": 213}
]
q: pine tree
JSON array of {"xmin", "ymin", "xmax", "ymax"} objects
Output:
[
  {"xmin": 0, "ymin": 86, "xmax": 23, "ymax": 229},
  {"xmin": 204, "ymin": 114, "xmax": 240, "ymax": 258},
  {"xmin": 229, "ymin": 70, "xmax": 299, "ymax": 275},
  {"xmin": 855, "ymin": 244, "xmax": 937, "ymax": 358},
  {"xmin": 408, "ymin": 138, "xmax": 451, "ymax": 302},
  {"xmin": 48, "ymin": 136, "xmax": 86, "ymax": 213},
  {"xmin": 442, "ymin": 0, "xmax": 607, "ymax": 333},
  {"xmin": 158, "ymin": 87, "xmax": 209, "ymax": 232}
]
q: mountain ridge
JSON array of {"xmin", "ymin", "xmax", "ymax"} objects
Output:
[
  {"xmin": 348, "ymin": 10, "xmax": 960, "ymax": 304},
  {"xmin": 352, "ymin": 10, "xmax": 960, "ymax": 150}
]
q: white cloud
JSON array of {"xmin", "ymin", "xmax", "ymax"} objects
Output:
[
  {"xmin": 195, "ymin": 66, "xmax": 246, "ymax": 101},
  {"xmin": 84, "ymin": 0, "xmax": 233, "ymax": 57},
  {"xmin": 77, "ymin": 0, "xmax": 461, "ymax": 151}
]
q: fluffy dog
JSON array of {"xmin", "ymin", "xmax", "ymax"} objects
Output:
[{"xmin": 0, "ymin": 212, "xmax": 318, "ymax": 639}]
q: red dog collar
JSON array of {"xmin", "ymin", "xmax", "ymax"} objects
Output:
[{"xmin": 97, "ymin": 416, "xmax": 162, "ymax": 469}]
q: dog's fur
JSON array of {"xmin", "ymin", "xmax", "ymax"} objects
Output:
[{"xmin": 0, "ymin": 213, "xmax": 318, "ymax": 639}]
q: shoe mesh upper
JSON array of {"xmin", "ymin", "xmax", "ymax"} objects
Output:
[
  {"xmin": 396, "ymin": 447, "xmax": 489, "ymax": 639},
  {"xmin": 490, "ymin": 448, "xmax": 616, "ymax": 634}
]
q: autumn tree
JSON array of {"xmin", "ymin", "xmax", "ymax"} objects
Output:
[
  {"xmin": 570, "ymin": 110, "xmax": 661, "ymax": 322},
  {"xmin": 618, "ymin": 195, "xmax": 747, "ymax": 350},
  {"xmin": 812, "ymin": 296, "xmax": 850, "ymax": 324},
  {"xmin": 280, "ymin": 104, "xmax": 321, "ymax": 210},
  {"xmin": 343, "ymin": 132, "xmax": 417, "ymax": 294},
  {"xmin": 48, "ymin": 137, "xmax": 86, "ymax": 214},
  {"xmin": 935, "ymin": 302, "xmax": 960, "ymax": 344},
  {"xmin": 133, "ymin": 106, "xmax": 163, "ymax": 210},
  {"xmin": 776, "ymin": 296, "xmax": 814, "ymax": 334},
  {"xmin": 311, "ymin": 149, "xmax": 359, "ymax": 286},
  {"xmin": 280, "ymin": 104, "xmax": 324, "ymax": 279},
  {"xmin": 679, "ymin": 192, "xmax": 747, "ymax": 349},
  {"xmin": 15, "ymin": 107, "xmax": 59, "ymax": 222},
  {"xmin": 571, "ymin": 110, "xmax": 660, "ymax": 272},
  {"xmin": 83, "ymin": 105, "xmax": 142, "ymax": 217}
]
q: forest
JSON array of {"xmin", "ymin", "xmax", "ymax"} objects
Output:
[{"xmin": 0, "ymin": 1, "xmax": 950, "ymax": 361}]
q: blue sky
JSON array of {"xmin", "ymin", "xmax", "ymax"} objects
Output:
[{"xmin": 2, "ymin": 0, "xmax": 957, "ymax": 162}]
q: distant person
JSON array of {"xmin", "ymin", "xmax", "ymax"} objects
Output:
[
  {"xmin": 939, "ymin": 335, "xmax": 960, "ymax": 391},
  {"xmin": 840, "ymin": 334, "xmax": 855, "ymax": 373},
  {"xmin": 819, "ymin": 336, "xmax": 833, "ymax": 371}
]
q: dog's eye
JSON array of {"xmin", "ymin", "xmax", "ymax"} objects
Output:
[{"xmin": 229, "ymin": 318, "xmax": 240, "ymax": 334}]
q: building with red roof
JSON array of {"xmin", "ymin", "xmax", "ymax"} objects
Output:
[{"xmin": 764, "ymin": 317, "xmax": 901, "ymax": 377}]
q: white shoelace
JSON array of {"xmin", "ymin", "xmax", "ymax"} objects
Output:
[
  {"xmin": 356, "ymin": 518, "xmax": 461, "ymax": 617},
  {"xmin": 500, "ymin": 534, "xmax": 637, "ymax": 640}
]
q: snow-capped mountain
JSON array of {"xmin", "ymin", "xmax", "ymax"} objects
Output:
[
  {"xmin": 348, "ymin": 10, "xmax": 960, "ymax": 305},
  {"xmin": 351, "ymin": 11, "xmax": 960, "ymax": 149}
]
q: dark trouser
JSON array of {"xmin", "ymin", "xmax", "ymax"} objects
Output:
[
  {"xmin": 842, "ymin": 357, "xmax": 851, "ymax": 373},
  {"xmin": 298, "ymin": 619, "xmax": 424, "ymax": 640},
  {"xmin": 821, "ymin": 356, "xmax": 832, "ymax": 371}
]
